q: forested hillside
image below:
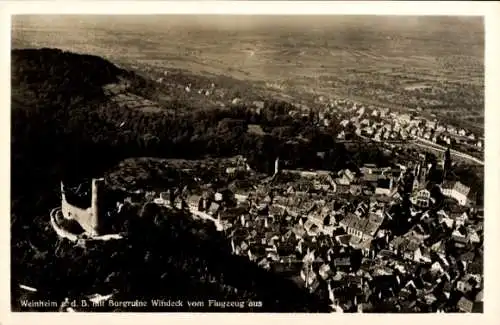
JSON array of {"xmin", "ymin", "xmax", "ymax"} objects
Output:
[
  {"xmin": 12, "ymin": 48, "xmax": 381, "ymax": 208},
  {"xmin": 11, "ymin": 48, "xmax": 352, "ymax": 312}
]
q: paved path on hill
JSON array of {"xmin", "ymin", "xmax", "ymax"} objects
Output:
[{"xmin": 187, "ymin": 203, "xmax": 224, "ymax": 231}]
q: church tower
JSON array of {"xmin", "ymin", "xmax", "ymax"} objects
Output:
[
  {"xmin": 274, "ymin": 156, "xmax": 280, "ymax": 176},
  {"xmin": 89, "ymin": 178, "xmax": 105, "ymax": 236},
  {"xmin": 60, "ymin": 181, "xmax": 67, "ymax": 204},
  {"xmin": 442, "ymin": 147, "xmax": 452, "ymax": 181}
]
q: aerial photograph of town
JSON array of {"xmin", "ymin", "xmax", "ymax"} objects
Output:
[{"xmin": 10, "ymin": 13, "xmax": 484, "ymax": 313}]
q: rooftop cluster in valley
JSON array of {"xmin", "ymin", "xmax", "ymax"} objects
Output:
[{"xmin": 54, "ymin": 139, "xmax": 482, "ymax": 312}]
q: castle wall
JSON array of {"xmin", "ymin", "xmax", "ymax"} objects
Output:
[{"xmin": 61, "ymin": 198, "xmax": 98, "ymax": 235}]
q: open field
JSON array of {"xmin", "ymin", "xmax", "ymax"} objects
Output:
[{"xmin": 12, "ymin": 15, "xmax": 484, "ymax": 131}]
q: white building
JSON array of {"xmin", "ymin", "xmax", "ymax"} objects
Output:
[
  {"xmin": 412, "ymin": 189, "xmax": 431, "ymax": 209},
  {"xmin": 441, "ymin": 181, "xmax": 471, "ymax": 206},
  {"xmin": 375, "ymin": 178, "xmax": 393, "ymax": 196}
]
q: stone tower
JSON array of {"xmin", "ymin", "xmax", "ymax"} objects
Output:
[
  {"xmin": 90, "ymin": 178, "xmax": 105, "ymax": 234},
  {"xmin": 443, "ymin": 147, "xmax": 452, "ymax": 180}
]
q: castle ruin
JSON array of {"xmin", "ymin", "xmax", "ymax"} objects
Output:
[{"xmin": 61, "ymin": 178, "xmax": 104, "ymax": 237}]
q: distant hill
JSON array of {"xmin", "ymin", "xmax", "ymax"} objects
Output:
[
  {"xmin": 11, "ymin": 48, "xmax": 159, "ymax": 110},
  {"xmin": 12, "ymin": 48, "xmax": 125, "ymax": 94}
]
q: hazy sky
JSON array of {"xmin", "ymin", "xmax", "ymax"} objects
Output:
[
  {"xmin": 12, "ymin": 15, "xmax": 483, "ymax": 32},
  {"xmin": 11, "ymin": 14, "xmax": 484, "ymax": 63}
]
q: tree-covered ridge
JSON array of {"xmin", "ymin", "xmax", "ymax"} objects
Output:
[{"xmin": 11, "ymin": 48, "xmax": 376, "ymax": 192}]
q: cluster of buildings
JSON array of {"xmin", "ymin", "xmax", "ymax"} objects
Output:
[
  {"xmin": 155, "ymin": 148, "xmax": 481, "ymax": 313},
  {"xmin": 48, "ymin": 136, "xmax": 482, "ymax": 314},
  {"xmin": 94, "ymin": 143, "xmax": 479, "ymax": 313},
  {"xmin": 278, "ymin": 97, "xmax": 483, "ymax": 154},
  {"xmin": 53, "ymin": 78, "xmax": 482, "ymax": 313},
  {"xmin": 151, "ymin": 71, "xmax": 484, "ymax": 159}
]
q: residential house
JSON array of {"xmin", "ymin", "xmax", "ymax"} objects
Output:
[
  {"xmin": 304, "ymin": 219, "xmax": 321, "ymax": 237},
  {"xmin": 313, "ymin": 174, "xmax": 337, "ymax": 192},
  {"xmin": 257, "ymin": 257, "xmax": 271, "ymax": 270},
  {"xmin": 430, "ymin": 241, "xmax": 446, "ymax": 255},
  {"xmin": 253, "ymin": 101, "xmax": 265, "ymax": 110},
  {"xmin": 467, "ymin": 260, "xmax": 483, "ymax": 279},
  {"xmin": 334, "ymin": 256, "xmax": 352, "ymax": 269},
  {"xmin": 187, "ymin": 194, "xmax": 203, "ymax": 209},
  {"xmin": 437, "ymin": 210, "xmax": 454, "ymax": 229},
  {"xmin": 319, "ymin": 263, "xmax": 333, "ymax": 280},
  {"xmin": 390, "ymin": 231, "xmax": 427, "ymax": 261},
  {"xmin": 340, "ymin": 212, "xmax": 384, "ymax": 242},
  {"xmin": 447, "ymin": 125, "xmax": 457, "ymax": 135},
  {"xmin": 430, "ymin": 261, "xmax": 445, "ymax": 275},
  {"xmin": 226, "ymin": 167, "xmax": 237, "ymax": 175},
  {"xmin": 460, "ymin": 278, "xmax": 480, "ymax": 297},
  {"xmin": 153, "ymin": 196, "xmax": 167, "ymax": 206},
  {"xmin": 412, "ymin": 189, "xmax": 431, "ymax": 209},
  {"xmin": 452, "ymin": 228, "xmax": 468, "ymax": 247},
  {"xmin": 475, "ymin": 290, "xmax": 483, "ymax": 303},
  {"xmin": 214, "ymin": 192, "xmax": 223, "ymax": 202},
  {"xmin": 351, "ymin": 237, "xmax": 374, "ymax": 257},
  {"xmin": 375, "ymin": 178, "xmax": 394, "ymax": 196},
  {"xmin": 361, "ymin": 172, "xmax": 379, "ymax": 187},
  {"xmin": 336, "ymin": 234, "xmax": 352, "ymax": 247},
  {"xmin": 413, "ymin": 246, "xmax": 432, "ymax": 264},
  {"xmin": 234, "ymin": 192, "xmax": 250, "ymax": 204},
  {"xmin": 350, "ymin": 184, "xmax": 363, "ymax": 196},
  {"xmin": 460, "ymin": 250, "xmax": 475, "ymax": 264},
  {"xmin": 355, "ymin": 202, "xmax": 369, "ymax": 217},
  {"xmin": 391, "ymin": 191, "xmax": 402, "ymax": 202},
  {"xmin": 268, "ymin": 205, "xmax": 286, "ymax": 219},
  {"xmin": 467, "ymin": 228, "xmax": 481, "ymax": 244},
  {"xmin": 301, "ymin": 266, "xmax": 319, "ymax": 291},
  {"xmin": 441, "ymin": 181, "xmax": 471, "ymax": 206},
  {"xmin": 399, "ymin": 114, "xmax": 411, "ymax": 124},
  {"xmin": 360, "ymin": 164, "xmax": 378, "ymax": 175},
  {"xmin": 336, "ymin": 169, "xmax": 356, "ymax": 185},
  {"xmin": 450, "ymin": 210, "xmax": 469, "ymax": 227},
  {"xmin": 207, "ymin": 201, "xmax": 221, "ymax": 216},
  {"xmin": 360, "ymin": 118, "xmax": 370, "ymax": 126},
  {"xmin": 457, "ymin": 297, "xmax": 474, "ymax": 313}
]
